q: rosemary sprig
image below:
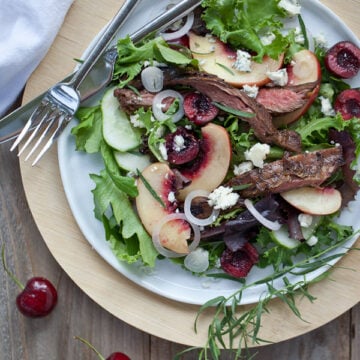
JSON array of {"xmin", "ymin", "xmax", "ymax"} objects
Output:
[{"xmin": 175, "ymin": 231, "xmax": 359, "ymax": 360}]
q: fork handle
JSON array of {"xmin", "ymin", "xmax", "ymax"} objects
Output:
[{"xmin": 69, "ymin": 0, "xmax": 139, "ymax": 90}]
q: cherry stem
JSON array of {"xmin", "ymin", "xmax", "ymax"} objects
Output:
[
  {"xmin": 74, "ymin": 336, "xmax": 106, "ymax": 360},
  {"xmin": 1, "ymin": 244, "xmax": 25, "ymax": 290}
]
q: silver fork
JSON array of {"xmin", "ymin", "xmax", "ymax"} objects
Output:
[{"xmin": 11, "ymin": 0, "xmax": 202, "ymax": 166}]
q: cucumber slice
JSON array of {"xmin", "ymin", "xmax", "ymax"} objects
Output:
[
  {"xmin": 270, "ymin": 227, "xmax": 300, "ymax": 249},
  {"xmin": 102, "ymin": 87, "xmax": 140, "ymax": 151},
  {"xmin": 270, "ymin": 216, "xmax": 321, "ymax": 249},
  {"xmin": 114, "ymin": 151, "xmax": 151, "ymax": 172}
]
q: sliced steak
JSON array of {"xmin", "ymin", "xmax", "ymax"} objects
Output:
[
  {"xmin": 163, "ymin": 69, "xmax": 302, "ymax": 152},
  {"xmin": 226, "ymin": 147, "xmax": 344, "ymax": 198},
  {"xmin": 256, "ymin": 82, "xmax": 318, "ymax": 114}
]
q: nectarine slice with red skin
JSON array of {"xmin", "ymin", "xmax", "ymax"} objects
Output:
[
  {"xmin": 189, "ymin": 32, "xmax": 284, "ymax": 87},
  {"xmin": 136, "ymin": 162, "xmax": 191, "ymax": 254},
  {"xmin": 273, "ymin": 49, "xmax": 321, "ymax": 126},
  {"xmin": 280, "ymin": 186, "xmax": 342, "ymax": 215},
  {"xmin": 178, "ymin": 123, "xmax": 232, "ymax": 200}
]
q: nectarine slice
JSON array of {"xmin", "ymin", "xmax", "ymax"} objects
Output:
[
  {"xmin": 178, "ymin": 123, "xmax": 231, "ymax": 200},
  {"xmin": 280, "ymin": 186, "xmax": 342, "ymax": 215},
  {"xmin": 136, "ymin": 163, "xmax": 191, "ymax": 254},
  {"xmin": 189, "ymin": 32, "xmax": 284, "ymax": 87}
]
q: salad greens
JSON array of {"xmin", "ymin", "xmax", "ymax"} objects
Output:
[
  {"xmin": 201, "ymin": 0, "xmax": 301, "ymax": 62},
  {"xmin": 71, "ymin": 0, "xmax": 360, "ymax": 358}
]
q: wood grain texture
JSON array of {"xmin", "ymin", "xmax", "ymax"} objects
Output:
[{"xmin": 0, "ymin": 0, "xmax": 359, "ymax": 359}]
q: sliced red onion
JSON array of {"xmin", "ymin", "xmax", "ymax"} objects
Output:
[
  {"xmin": 152, "ymin": 89, "xmax": 184, "ymax": 123},
  {"xmin": 184, "ymin": 247, "xmax": 209, "ymax": 273},
  {"xmin": 151, "ymin": 212, "xmax": 200, "ymax": 258},
  {"xmin": 141, "ymin": 66, "xmax": 164, "ymax": 93},
  {"xmin": 244, "ymin": 199, "xmax": 281, "ymax": 231},
  {"xmin": 184, "ymin": 190, "xmax": 220, "ymax": 226},
  {"xmin": 160, "ymin": 12, "xmax": 194, "ymax": 41}
]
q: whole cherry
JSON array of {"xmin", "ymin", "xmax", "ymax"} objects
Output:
[
  {"xmin": 2, "ymin": 244, "xmax": 58, "ymax": 317},
  {"xmin": 75, "ymin": 336, "xmax": 131, "ymax": 360}
]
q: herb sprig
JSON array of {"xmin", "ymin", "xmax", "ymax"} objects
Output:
[{"xmin": 175, "ymin": 232, "xmax": 359, "ymax": 360}]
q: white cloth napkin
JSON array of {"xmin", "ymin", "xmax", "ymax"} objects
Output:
[{"xmin": 0, "ymin": 0, "xmax": 74, "ymax": 116}]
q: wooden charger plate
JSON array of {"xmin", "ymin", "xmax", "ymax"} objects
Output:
[{"xmin": 20, "ymin": 0, "xmax": 360, "ymax": 348}]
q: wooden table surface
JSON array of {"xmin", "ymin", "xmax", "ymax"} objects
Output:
[{"xmin": 1, "ymin": 0, "xmax": 360, "ymax": 359}]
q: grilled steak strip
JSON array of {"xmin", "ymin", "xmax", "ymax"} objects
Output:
[{"xmin": 226, "ymin": 147, "xmax": 345, "ymax": 198}]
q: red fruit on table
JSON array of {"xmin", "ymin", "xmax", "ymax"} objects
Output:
[
  {"xmin": 106, "ymin": 353, "xmax": 131, "ymax": 360},
  {"xmin": 16, "ymin": 277, "xmax": 58, "ymax": 317},
  {"xmin": 324, "ymin": 41, "xmax": 360, "ymax": 79},
  {"xmin": 2, "ymin": 244, "xmax": 57, "ymax": 317},
  {"xmin": 334, "ymin": 89, "xmax": 360, "ymax": 120},
  {"xmin": 75, "ymin": 336, "xmax": 131, "ymax": 360}
]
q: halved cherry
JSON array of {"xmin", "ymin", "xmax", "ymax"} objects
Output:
[
  {"xmin": 324, "ymin": 41, "xmax": 360, "ymax": 79},
  {"xmin": 334, "ymin": 89, "xmax": 360, "ymax": 120},
  {"xmin": 183, "ymin": 92, "xmax": 219, "ymax": 125},
  {"xmin": 165, "ymin": 126, "xmax": 200, "ymax": 165},
  {"xmin": 220, "ymin": 242, "xmax": 259, "ymax": 278}
]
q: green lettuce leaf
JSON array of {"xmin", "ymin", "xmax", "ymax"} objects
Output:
[
  {"xmin": 201, "ymin": 0, "xmax": 294, "ymax": 62},
  {"xmin": 114, "ymin": 36, "xmax": 195, "ymax": 87},
  {"xmin": 91, "ymin": 170, "xmax": 158, "ymax": 267},
  {"xmin": 72, "ymin": 105, "xmax": 103, "ymax": 153}
]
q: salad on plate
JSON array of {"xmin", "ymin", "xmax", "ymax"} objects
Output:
[{"xmin": 68, "ymin": 0, "xmax": 360, "ymax": 345}]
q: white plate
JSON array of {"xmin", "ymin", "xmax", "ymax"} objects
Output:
[{"xmin": 58, "ymin": 0, "xmax": 360, "ymax": 305}]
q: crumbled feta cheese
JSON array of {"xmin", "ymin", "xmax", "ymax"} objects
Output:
[
  {"xmin": 260, "ymin": 32, "xmax": 276, "ymax": 46},
  {"xmin": 306, "ymin": 235, "xmax": 318, "ymax": 247},
  {"xmin": 129, "ymin": 114, "xmax": 146, "ymax": 128},
  {"xmin": 233, "ymin": 50, "xmax": 252, "ymax": 72},
  {"xmin": 319, "ymin": 96, "xmax": 335, "ymax": 116},
  {"xmin": 314, "ymin": 33, "xmax": 327, "ymax": 48},
  {"xmin": 242, "ymin": 84, "xmax": 259, "ymax": 98},
  {"xmin": 294, "ymin": 27, "xmax": 305, "ymax": 44},
  {"xmin": 208, "ymin": 186, "xmax": 240, "ymax": 210},
  {"xmin": 173, "ymin": 135, "xmax": 186, "ymax": 152},
  {"xmin": 266, "ymin": 69, "xmax": 288, "ymax": 86},
  {"xmin": 244, "ymin": 143, "xmax": 270, "ymax": 168},
  {"xmin": 234, "ymin": 161, "xmax": 254, "ymax": 176},
  {"xmin": 278, "ymin": 0, "xmax": 301, "ymax": 16},
  {"xmin": 167, "ymin": 191, "xmax": 176, "ymax": 203},
  {"xmin": 298, "ymin": 213, "xmax": 313, "ymax": 228},
  {"xmin": 159, "ymin": 143, "xmax": 168, "ymax": 160}
]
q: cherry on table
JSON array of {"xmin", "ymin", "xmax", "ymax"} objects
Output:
[
  {"xmin": 2, "ymin": 244, "xmax": 58, "ymax": 317},
  {"xmin": 75, "ymin": 336, "xmax": 131, "ymax": 360},
  {"xmin": 16, "ymin": 277, "xmax": 57, "ymax": 317},
  {"xmin": 106, "ymin": 353, "xmax": 131, "ymax": 360}
]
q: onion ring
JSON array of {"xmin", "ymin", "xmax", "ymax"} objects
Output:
[
  {"xmin": 160, "ymin": 12, "xmax": 194, "ymax": 41},
  {"xmin": 152, "ymin": 89, "xmax": 184, "ymax": 123},
  {"xmin": 244, "ymin": 199, "xmax": 281, "ymax": 231},
  {"xmin": 184, "ymin": 190, "xmax": 220, "ymax": 226}
]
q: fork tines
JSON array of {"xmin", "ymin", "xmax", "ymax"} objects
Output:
[{"xmin": 10, "ymin": 100, "xmax": 71, "ymax": 166}]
